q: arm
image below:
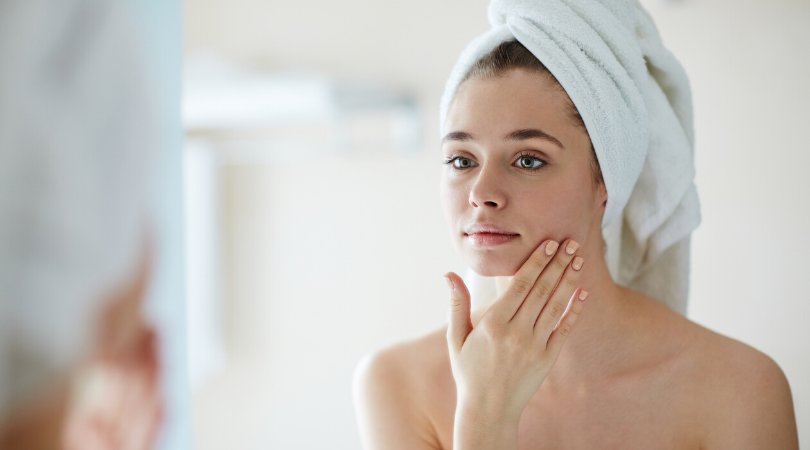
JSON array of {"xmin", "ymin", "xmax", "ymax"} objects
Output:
[
  {"xmin": 353, "ymin": 350, "xmax": 441, "ymax": 450},
  {"xmin": 705, "ymin": 351, "xmax": 798, "ymax": 450}
]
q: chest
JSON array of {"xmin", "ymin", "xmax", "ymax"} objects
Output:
[{"xmin": 427, "ymin": 375, "xmax": 702, "ymax": 450}]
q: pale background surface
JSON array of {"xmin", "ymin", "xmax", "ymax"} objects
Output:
[{"xmin": 183, "ymin": 0, "xmax": 809, "ymax": 448}]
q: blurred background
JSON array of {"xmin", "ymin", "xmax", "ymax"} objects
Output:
[{"xmin": 181, "ymin": 0, "xmax": 810, "ymax": 448}]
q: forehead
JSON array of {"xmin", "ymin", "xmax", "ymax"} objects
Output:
[{"xmin": 444, "ymin": 70, "xmax": 580, "ymax": 143}]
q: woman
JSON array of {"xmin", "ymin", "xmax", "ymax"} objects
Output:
[{"xmin": 353, "ymin": 1, "xmax": 799, "ymax": 449}]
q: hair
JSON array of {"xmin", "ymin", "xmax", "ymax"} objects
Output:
[{"xmin": 460, "ymin": 40, "xmax": 605, "ymax": 189}]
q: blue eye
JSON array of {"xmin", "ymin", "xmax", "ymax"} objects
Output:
[
  {"xmin": 516, "ymin": 154, "xmax": 546, "ymax": 170},
  {"xmin": 443, "ymin": 156, "xmax": 477, "ymax": 170}
]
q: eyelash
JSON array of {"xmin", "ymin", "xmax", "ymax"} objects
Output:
[{"xmin": 442, "ymin": 152, "xmax": 548, "ymax": 172}]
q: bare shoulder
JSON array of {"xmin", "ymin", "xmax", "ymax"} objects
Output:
[
  {"xmin": 688, "ymin": 323, "xmax": 797, "ymax": 449},
  {"xmin": 352, "ymin": 326, "xmax": 452, "ymax": 450},
  {"xmin": 354, "ymin": 325, "xmax": 451, "ymax": 397},
  {"xmin": 633, "ymin": 293, "xmax": 798, "ymax": 449}
]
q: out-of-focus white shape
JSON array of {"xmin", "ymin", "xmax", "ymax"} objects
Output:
[
  {"xmin": 182, "ymin": 54, "xmax": 421, "ymax": 163},
  {"xmin": 0, "ymin": 0, "xmax": 153, "ymax": 415},
  {"xmin": 183, "ymin": 140, "xmax": 226, "ymax": 390},
  {"xmin": 183, "ymin": 55, "xmax": 336, "ymax": 129}
]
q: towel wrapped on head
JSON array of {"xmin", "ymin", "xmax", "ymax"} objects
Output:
[{"xmin": 441, "ymin": 0, "xmax": 701, "ymax": 314}]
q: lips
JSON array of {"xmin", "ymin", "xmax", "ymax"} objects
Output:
[{"xmin": 464, "ymin": 223, "xmax": 519, "ymax": 247}]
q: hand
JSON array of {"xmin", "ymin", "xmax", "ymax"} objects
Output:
[
  {"xmin": 0, "ymin": 236, "xmax": 162, "ymax": 450},
  {"xmin": 61, "ymin": 328, "xmax": 163, "ymax": 450},
  {"xmin": 61, "ymin": 238, "xmax": 163, "ymax": 450},
  {"xmin": 445, "ymin": 239, "xmax": 588, "ymax": 425}
]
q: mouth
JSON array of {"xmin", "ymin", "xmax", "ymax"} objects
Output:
[{"xmin": 464, "ymin": 223, "xmax": 519, "ymax": 247}]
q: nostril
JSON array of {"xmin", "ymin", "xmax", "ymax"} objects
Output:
[{"xmin": 484, "ymin": 201, "xmax": 498, "ymax": 207}]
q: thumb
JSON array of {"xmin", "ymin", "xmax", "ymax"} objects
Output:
[{"xmin": 444, "ymin": 272, "xmax": 473, "ymax": 353}]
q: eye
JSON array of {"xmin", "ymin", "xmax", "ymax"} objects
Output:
[
  {"xmin": 454, "ymin": 157, "xmax": 475, "ymax": 169},
  {"xmin": 515, "ymin": 154, "xmax": 546, "ymax": 170},
  {"xmin": 443, "ymin": 156, "xmax": 478, "ymax": 170}
]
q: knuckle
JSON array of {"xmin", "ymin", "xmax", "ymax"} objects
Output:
[
  {"xmin": 528, "ymin": 255, "xmax": 546, "ymax": 270},
  {"xmin": 558, "ymin": 322, "xmax": 573, "ymax": 337},
  {"xmin": 507, "ymin": 332, "xmax": 525, "ymax": 351},
  {"xmin": 449, "ymin": 296, "xmax": 464, "ymax": 312},
  {"xmin": 532, "ymin": 282, "xmax": 551, "ymax": 300},
  {"xmin": 512, "ymin": 278, "xmax": 532, "ymax": 294},
  {"xmin": 552, "ymin": 257, "xmax": 568, "ymax": 271},
  {"xmin": 481, "ymin": 320, "xmax": 503, "ymax": 340},
  {"xmin": 564, "ymin": 274, "xmax": 578, "ymax": 287},
  {"xmin": 547, "ymin": 303, "xmax": 566, "ymax": 320}
]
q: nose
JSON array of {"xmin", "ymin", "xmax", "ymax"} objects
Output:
[{"xmin": 469, "ymin": 164, "xmax": 507, "ymax": 210}]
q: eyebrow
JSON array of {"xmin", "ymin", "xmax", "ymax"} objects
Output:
[
  {"xmin": 441, "ymin": 128, "xmax": 564, "ymax": 149},
  {"xmin": 441, "ymin": 131, "xmax": 475, "ymax": 144},
  {"xmin": 505, "ymin": 128, "xmax": 564, "ymax": 149}
]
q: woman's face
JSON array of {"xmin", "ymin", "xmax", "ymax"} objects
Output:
[{"xmin": 440, "ymin": 69, "xmax": 606, "ymax": 276}]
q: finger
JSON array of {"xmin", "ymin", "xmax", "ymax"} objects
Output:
[
  {"xmin": 122, "ymin": 374, "xmax": 162, "ymax": 450},
  {"xmin": 533, "ymin": 254, "xmax": 584, "ymax": 338},
  {"xmin": 545, "ymin": 289, "xmax": 588, "ymax": 355},
  {"xmin": 512, "ymin": 239, "xmax": 580, "ymax": 327},
  {"xmin": 96, "ymin": 239, "xmax": 151, "ymax": 359},
  {"xmin": 488, "ymin": 239, "xmax": 557, "ymax": 323},
  {"xmin": 445, "ymin": 272, "xmax": 473, "ymax": 354},
  {"xmin": 134, "ymin": 326, "xmax": 160, "ymax": 380}
]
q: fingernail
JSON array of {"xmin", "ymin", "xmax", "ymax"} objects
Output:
[
  {"xmin": 578, "ymin": 290, "xmax": 589, "ymax": 301},
  {"xmin": 572, "ymin": 256, "xmax": 584, "ymax": 271},
  {"xmin": 566, "ymin": 240, "xmax": 579, "ymax": 255},
  {"xmin": 545, "ymin": 240, "xmax": 559, "ymax": 256},
  {"xmin": 444, "ymin": 275, "xmax": 455, "ymax": 291}
]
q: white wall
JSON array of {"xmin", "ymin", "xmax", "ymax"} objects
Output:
[{"xmin": 184, "ymin": 0, "xmax": 809, "ymax": 448}]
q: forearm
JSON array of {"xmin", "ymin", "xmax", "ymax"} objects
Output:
[{"xmin": 453, "ymin": 402, "xmax": 520, "ymax": 450}]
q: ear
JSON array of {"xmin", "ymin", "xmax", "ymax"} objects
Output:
[
  {"xmin": 599, "ymin": 182, "xmax": 608, "ymax": 206},
  {"xmin": 594, "ymin": 179, "xmax": 608, "ymax": 210}
]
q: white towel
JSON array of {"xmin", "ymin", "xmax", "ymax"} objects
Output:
[{"xmin": 441, "ymin": 0, "xmax": 701, "ymax": 314}]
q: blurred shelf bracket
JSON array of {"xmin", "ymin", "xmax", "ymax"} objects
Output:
[
  {"xmin": 183, "ymin": 140, "xmax": 226, "ymax": 390},
  {"xmin": 182, "ymin": 54, "xmax": 422, "ymax": 164}
]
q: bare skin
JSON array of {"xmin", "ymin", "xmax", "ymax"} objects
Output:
[
  {"xmin": 355, "ymin": 287, "xmax": 797, "ymax": 449},
  {"xmin": 353, "ymin": 70, "xmax": 798, "ymax": 449}
]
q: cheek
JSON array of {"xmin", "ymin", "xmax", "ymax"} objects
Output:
[
  {"xmin": 515, "ymin": 177, "xmax": 595, "ymax": 241},
  {"xmin": 439, "ymin": 176, "xmax": 469, "ymax": 224}
]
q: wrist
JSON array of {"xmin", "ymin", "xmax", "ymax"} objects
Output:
[
  {"xmin": 456, "ymin": 389, "xmax": 523, "ymax": 426},
  {"xmin": 455, "ymin": 401, "xmax": 521, "ymax": 429},
  {"xmin": 453, "ymin": 399, "xmax": 521, "ymax": 450}
]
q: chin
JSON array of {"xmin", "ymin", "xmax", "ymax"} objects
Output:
[{"xmin": 465, "ymin": 252, "xmax": 523, "ymax": 277}]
